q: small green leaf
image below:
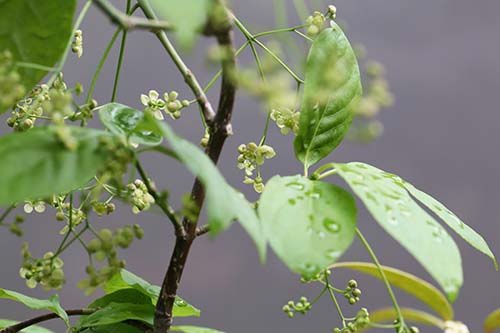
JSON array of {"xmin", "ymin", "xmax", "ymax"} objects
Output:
[
  {"xmin": 0, "ymin": 319, "xmax": 56, "ymax": 333},
  {"xmin": 103, "ymin": 269, "xmax": 200, "ymax": 318},
  {"xmin": 259, "ymin": 175, "xmax": 357, "ymax": 278},
  {"xmin": 368, "ymin": 307, "xmax": 445, "ymax": 329},
  {"xmin": 0, "ymin": 126, "xmax": 113, "ymax": 205},
  {"xmin": 330, "ymin": 261, "xmax": 453, "ymax": 320},
  {"xmin": 485, "ymin": 308, "xmax": 500, "ymax": 333},
  {"xmin": 0, "ymin": 289, "xmax": 69, "ymax": 326},
  {"xmin": 98, "ymin": 103, "xmax": 163, "ymax": 146},
  {"xmin": 0, "ymin": 0, "xmax": 77, "ymax": 113},
  {"xmin": 171, "ymin": 326, "xmax": 226, "ymax": 333},
  {"xmin": 88, "ymin": 289, "xmax": 153, "ymax": 309},
  {"xmin": 151, "ymin": 118, "xmax": 266, "ymax": 262},
  {"xmin": 334, "ymin": 162, "xmax": 463, "ymax": 301},
  {"xmin": 78, "ymin": 302, "xmax": 153, "ymax": 328},
  {"xmin": 294, "ymin": 23, "xmax": 362, "ymax": 170},
  {"xmin": 148, "ymin": 0, "xmax": 211, "ymax": 49},
  {"xmin": 404, "ymin": 182, "xmax": 497, "ymax": 269}
]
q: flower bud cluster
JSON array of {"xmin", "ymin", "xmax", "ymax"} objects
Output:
[
  {"xmin": 282, "ymin": 296, "xmax": 312, "ymax": 318},
  {"xmin": 306, "ymin": 11, "xmax": 326, "ymax": 36},
  {"xmin": 270, "ymin": 107, "xmax": 300, "ymax": 135},
  {"xmin": 344, "ymin": 279, "xmax": 362, "ymax": 304},
  {"xmin": 92, "ymin": 201, "xmax": 116, "ymax": 216},
  {"xmin": 19, "ymin": 243, "xmax": 65, "ymax": 290},
  {"xmin": 78, "ymin": 225, "xmax": 144, "ymax": 294},
  {"xmin": 3, "ymin": 214, "xmax": 25, "ymax": 237},
  {"xmin": 140, "ymin": 89, "xmax": 189, "ymax": 120},
  {"xmin": 71, "ymin": 30, "xmax": 83, "ymax": 58},
  {"xmin": 237, "ymin": 142, "xmax": 275, "ymax": 193},
  {"xmin": 333, "ymin": 308, "xmax": 370, "ymax": 333},
  {"xmin": 127, "ymin": 179, "xmax": 155, "ymax": 214},
  {"xmin": 0, "ymin": 50, "xmax": 25, "ymax": 111},
  {"xmin": 97, "ymin": 136, "xmax": 135, "ymax": 186},
  {"xmin": 7, "ymin": 74, "xmax": 74, "ymax": 131}
]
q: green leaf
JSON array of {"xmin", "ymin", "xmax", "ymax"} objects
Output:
[
  {"xmin": 79, "ymin": 323, "xmax": 143, "ymax": 333},
  {"xmin": 151, "ymin": 118, "xmax": 266, "ymax": 262},
  {"xmin": 172, "ymin": 326, "xmax": 226, "ymax": 333},
  {"xmin": 0, "ymin": 0, "xmax": 77, "ymax": 113},
  {"xmin": 0, "ymin": 319, "xmax": 56, "ymax": 333},
  {"xmin": 78, "ymin": 302, "xmax": 153, "ymax": 329},
  {"xmin": 148, "ymin": 0, "xmax": 211, "ymax": 49},
  {"xmin": 0, "ymin": 126, "xmax": 112, "ymax": 205},
  {"xmin": 0, "ymin": 289, "xmax": 69, "ymax": 326},
  {"xmin": 330, "ymin": 261, "xmax": 453, "ymax": 320},
  {"xmin": 259, "ymin": 175, "xmax": 357, "ymax": 278},
  {"xmin": 98, "ymin": 103, "xmax": 163, "ymax": 146},
  {"xmin": 485, "ymin": 308, "xmax": 500, "ymax": 333},
  {"xmin": 103, "ymin": 269, "xmax": 200, "ymax": 318},
  {"xmin": 294, "ymin": 23, "xmax": 362, "ymax": 170},
  {"xmin": 88, "ymin": 289, "xmax": 153, "ymax": 309},
  {"xmin": 334, "ymin": 162, "xmax": 463, "ymax": 301},
  {"xmin": 404, "ymin": 182, "xmax": 497, "ymax": 269},
  {"xmin": 368, "ymin": 307, "xmax": 445, "ymax": 328}
]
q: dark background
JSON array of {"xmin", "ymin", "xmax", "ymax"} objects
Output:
[{"xmin": 1, "ymin": 0, "xmax": 499, "ymax": 332}]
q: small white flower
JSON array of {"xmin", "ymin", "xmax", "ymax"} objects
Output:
[{"xmin": 443, "ymin": 321, "xmax": 469, "ymax": 333}]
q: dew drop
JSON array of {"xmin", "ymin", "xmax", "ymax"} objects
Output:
[
  {"xmin": 317, "ymin": 231, "xmax": 326, "ymax": 239},
  {"xmin": 175, "ymin": 299, "xmax": 187, "ymax": 307},
  {"xmin": 323, "ymin": 218, "xmax": 341, "ymax": 233},
  {"xmin": 288, "ymin": 198, "xmax": 296, "ymax": 205},
  {"xmin": 326, "ymin": 249, "xmax": 342, "ymax": 260},
  {"xmin": 286, "ymin": 182, "xmax": 304, "ymax": 191}
]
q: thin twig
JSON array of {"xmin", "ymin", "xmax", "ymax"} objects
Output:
[
  {"xmin": 137, "ymin": 0, "xmax": 216, "ymax": 125},
  {"xmin": 0, "ymin": 309, "xmax": 94, "ymax": 333},
  {"xmin": 195, "ymin": 225, "xmax": 210, "ymax": 237},
  {"xmin": 92, "ymin": 0, "xmax": 172, "ymax": 31}
]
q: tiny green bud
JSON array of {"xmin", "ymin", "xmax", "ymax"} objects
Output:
[{"xmin": 352, "ymin": 288, "xmax": 361, "ymax": 297}]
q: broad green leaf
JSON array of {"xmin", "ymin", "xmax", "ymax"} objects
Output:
[
  {"xmin": 148, "ymin": 0, "xmax": 211, "ymax": 49},
  {"xmin": 88, "ymin": 289, "xmax": 152, "ymax": 309},
  {"xmin": 98, "ymin": 103, "xmax": 163, "ymax": 146},
  {"xmin": 294, "ymin": 23, "xmax": 362, "ymax": 170},
  {"xmin": 172, "ymin": 326, "xmax": 226, "ymax": 333},
  {"xmin": 334, "ymin": 162, "xmax": 463, "ymax": 301},
  {"xmin": 485, "ymin": 309, "xmax": 500, "ymax": 333},
  {"xmin": 79, "ymin": 323, "xmax": 142, "ymax": 333},
  {"xmin": 330, "ymin": 261, "xmax": 453, "ymax": 320},
  {"xmin": 0, "ymin": 126, "xmax": 113, "ymax": 205},
  {"xmin": 78, "ymin": 302, "xmax": 153, "ymax": 328},
  {"xmin": 0, "ymin": 0, "xmax": 76, "ymax": 113},
  {"xmin": 150, "ymin": 118, "xmax": 266, "ymax": 262},
  {"xmin": 259, "ymin": 175, "xmax": 357, "ymax": 278},
  {"xmin": 0, "ymin": 289, "xmax": 68, "ymax": 325},
  {"xmin": 404, "ymin": 182, "xmax": 497, "ymax": 269},
  {"xmin": 368, "ymin": 307, "xmax": 445, "ymax": 329},
  {"xmin": 0, "ymin": 319, "xmax": 56, "ymax": 333},
  {"xmin": 103, "ymin": 269, "xmax": 200, "ymax": 318}
]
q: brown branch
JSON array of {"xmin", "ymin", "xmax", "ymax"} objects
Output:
[
  {"xmin": 0, "ymin": 309, "xmax": 93, "ymax": 333},
  {"xmin": 150, "ymin": 3, "xmax": 237, "ymax": 333},
  {"xmin": 195, "ymin": 225, "xmax": 210, "ymax": 237}
]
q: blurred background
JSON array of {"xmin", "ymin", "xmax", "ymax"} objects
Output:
[{"xmin": 1, "ymin": 0, "xmax": 499, "ymax": 332}]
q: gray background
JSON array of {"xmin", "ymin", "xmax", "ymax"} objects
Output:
[{"xmin": 1, "ymin": 0, "xmax": 499, "ymax": 332}]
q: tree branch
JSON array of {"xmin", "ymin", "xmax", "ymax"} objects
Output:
[
  {"xmin": 92, "ymin": 0, "xmax": 172, "ymax": 31},
  {"xmin": 137, "ymin": 0, "xmax": 216, "ymax": 125},
  {"xmin": 149, "ymin": 3, "xmax": 237, "ymax": 333},
  {"xmin": 0, "ymin": 309, "xmax": 94, "ymax": 333}
]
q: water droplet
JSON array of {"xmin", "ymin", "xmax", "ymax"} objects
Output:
[
  {"xmin": 308, "ymin": 190, "xmax": 321, "ymax": 199},
  {"xmin": 175, "ymin": 299, "xmax": 187, "ymax": 307},
  {"xmin": 288, "ymin": 198, "xmax": 296, "ymax": 205},
  {"xmin": 286, "ymin": 182, "xmax": 304, "ymax": 191},
  {"xmin": 326, "ymin": 249, "xmax": 342, "ymax": 260},
  {"xmin": 308, "ymin": 214, "xmax": 315, "ymax": 222},
  {"xmin": 323, "ymin": 218, "xmax": 341, "ymax": 233},
  {"xmin": 300, "ymin": 263, "xmax": 320, "ymax": 277},
  {"xmin": 317, "ymin": 231, "xmax": 326, "ymax": 239}
]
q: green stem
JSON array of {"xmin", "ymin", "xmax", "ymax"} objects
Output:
[
  {"xmin": 326, "ymin": 276, "xmax": 346, "ymax": 326},
  {"xmin": 110, "ymin": 0, "xmax": 135, "ymax": 102},
  {"xmin": 48, "ymin": 0, "xmax": 92, "ymax": 85},
  {"xmin": 232, "ymin": 15, "xmax": 304, "ymax": 83},
  {"xmin": 86, "ymin": 28, "xmax": 121, "ymax": 104},
  {"xmin": 355, "ymin": 228, "xmax": 406, "ymax": 331},
  {"xmin": 138, "ymin": 0, "xmax": 216, "ymax": 124},
  {"xmin": 0, "ymin": 205, "xmax": 15, "ymax": 224},
  {"xmin": 15, "ymin": 62, "xmax": 56, "ymax": 72}
]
